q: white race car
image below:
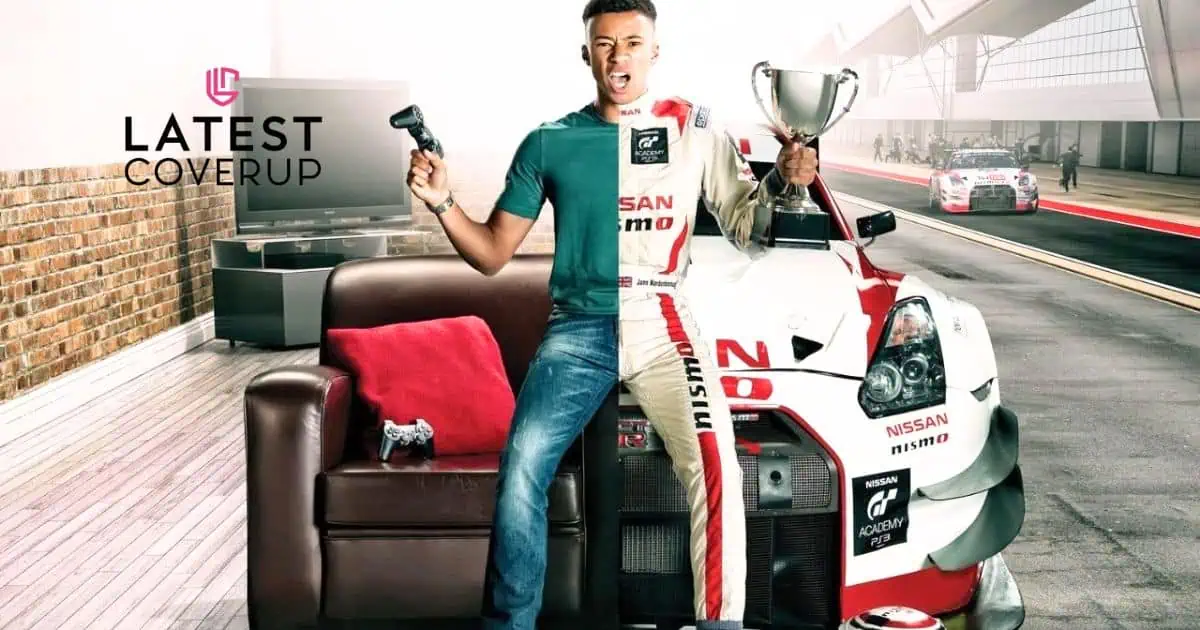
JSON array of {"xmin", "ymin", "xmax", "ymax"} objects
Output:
[
  {"xmin": 616, "ymin": 133, "xmax": 1026, "ymax": 630},
  {"xmin": 928, "ymin": 149, "xmax": 1038, "ymax": 214}
]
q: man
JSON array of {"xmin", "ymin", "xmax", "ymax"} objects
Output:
[
  {"xmin": 406, "ymin": 1, "xmax": 815, "ymax": 628},
  {"xmin": 1060, "ymin": 144, "xmax": 1080, "ymax": 191},
  {"xmin": 610, "ymin": 0, "xmax": 822, "ymax": 625},
  {"xmin": 873, "ymin": 132, "xmax": 884, "ymax": 161}
]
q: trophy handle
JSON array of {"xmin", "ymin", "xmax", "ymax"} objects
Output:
[
  {"xmin": 818, "ymin": 67, "xmax": 861, "ymax": 137},
  {"xmin": 751, "ymin": 61, "xmax": 786, "ymax": 136}
]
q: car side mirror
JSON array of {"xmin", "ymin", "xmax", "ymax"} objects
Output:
[{"xmin": 857, "ymin": 211, "xmax": 897, "ymax": 240}]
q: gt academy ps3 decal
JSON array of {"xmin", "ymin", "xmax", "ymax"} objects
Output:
[{"xmin": 851, "ymin": 468, "xmax": 911, "ymax": 555}]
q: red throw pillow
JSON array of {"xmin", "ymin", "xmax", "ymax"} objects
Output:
[{"xmin": 326, "ymin": 316, "xmax": 516, "ymax": 458}]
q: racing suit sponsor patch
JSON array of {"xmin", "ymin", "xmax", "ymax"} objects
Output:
[
  {"xmin": 851, "ymin": 468, "xmax": 911, "ymax": 555},
  {"xmin": 693, "ymin": 106, "xmax": 710, "ymax": 129},
  {"xmin": 631, "ymin": 127, "xmax": 669, "ymax": 165}
]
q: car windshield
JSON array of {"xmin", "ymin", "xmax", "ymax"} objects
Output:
[{"xmin": 948, "ymin": 153, "xmax": 1018, "ymax": 170}]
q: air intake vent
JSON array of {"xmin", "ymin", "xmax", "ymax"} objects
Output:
[{"xmin": 792, "ymin": 335, "xmax": 823, "ymax": 361}]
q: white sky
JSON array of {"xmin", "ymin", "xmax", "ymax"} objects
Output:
[
  {"xmin": 274, "ymin": 0, "xmax": 878, "ymax": 146},
  {"xmin": 0, "ymin": 0, "xmax": 885, "ymax": 169}
]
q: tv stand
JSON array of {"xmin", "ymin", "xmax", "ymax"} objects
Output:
[
  {"xmin": 211, "ymin": 232, "xmax": 394, "ymax": 348},
  {"xmin": 303, "ymin": 228, "xmax": 361, "ymax": 237}
]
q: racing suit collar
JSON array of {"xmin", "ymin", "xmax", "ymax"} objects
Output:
[
  {"xmin": 617, "ymin": 90, "xmax": 656, "ymax": 118},
  {"xmin": 584, "ymin": 90, "xmax": 655, "ymax": 124}
]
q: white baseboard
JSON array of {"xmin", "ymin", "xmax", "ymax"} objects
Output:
[{"xmin": 0, "ymin": 313, "xmax": 215, "ymax": 423}]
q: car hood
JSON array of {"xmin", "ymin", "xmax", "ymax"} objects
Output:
[
  {"xmin": 679, "ymin": 237, "xmax": 903, "ymax": 378},
  {"xmin": 942, "ymin": 168, "xmax": 1023, "ymax": 185}
]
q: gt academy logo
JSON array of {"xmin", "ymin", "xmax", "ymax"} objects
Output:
[
  {"xmin": 867, "ymin": 487, "xmax": 897, "ymax": 520},
  {"xmin": 851, "ymin": 468, "xmax": 910, "ymax": 555},
  {"xmin": 632, "ymin": 127, "xmax": 669, "ymax": 165},
  {"xmin": 693, "ymin": 106, "xmax": 710, "ymax": 128}
]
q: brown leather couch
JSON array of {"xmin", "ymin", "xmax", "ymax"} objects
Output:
[{"xmin": 243, "ymin": 254, "xmax": 619, "ymax": 630}]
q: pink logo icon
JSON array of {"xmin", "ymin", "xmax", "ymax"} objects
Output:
[{"xmin": 206, "ymin": 67, "xmax": 240, "ymax": 106}]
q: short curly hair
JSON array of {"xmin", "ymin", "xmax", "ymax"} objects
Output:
[{"xmin": 582, "ymin": 0, "xmax": 657, "ymax": 23}]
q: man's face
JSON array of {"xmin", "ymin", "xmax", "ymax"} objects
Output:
[{"xmin": 584, "ymin": 11, "xmax": 657, "ymax": 105}]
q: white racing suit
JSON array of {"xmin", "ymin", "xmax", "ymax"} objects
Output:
[{"xmin": 617, "ymin": 92, "xmax": 785, "ymax": 628}]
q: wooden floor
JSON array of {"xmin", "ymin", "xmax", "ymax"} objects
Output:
[{"xmin": 0, "ymin": 341, "xmax": 317, "ymax": 630}]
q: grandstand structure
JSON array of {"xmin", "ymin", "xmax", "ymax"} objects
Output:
[{"xmin": 804, "ymin": 0, "xmax": 1200, "ymax": 176}]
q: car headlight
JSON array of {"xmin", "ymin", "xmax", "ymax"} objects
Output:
[{"xmin": 858, "ymin": 297, "xmax": 947, "ymax": 419}]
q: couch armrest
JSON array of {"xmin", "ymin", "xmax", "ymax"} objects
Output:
[{"xmin": 244, "ymin": 365, "xmax": 353, "ymax": 629}]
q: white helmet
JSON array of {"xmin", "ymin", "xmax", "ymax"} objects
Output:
[{"xmin": 841, "ymin": 606, "xmax": 946, "ymax": 630}]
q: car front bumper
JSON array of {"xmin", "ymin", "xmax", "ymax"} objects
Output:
[
  {"xmin": 940, "ymin": 186, "xmax": 1037, "ymax": 213},
  {"xmin": 939, "ymin": 554, "xmax": 1025, "ymax": 630}
]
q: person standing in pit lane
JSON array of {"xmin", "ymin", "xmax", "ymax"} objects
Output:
[{"xmin": 1060, "ymin": 144, "xmax": 1081, "ymax": 192}]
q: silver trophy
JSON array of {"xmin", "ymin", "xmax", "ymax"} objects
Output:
[{"xmin": 751, "ymin": 62, "xmax": 860, "ymax": 213}]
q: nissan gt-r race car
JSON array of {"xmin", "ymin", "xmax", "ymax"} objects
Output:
[
  {"xmin": 614, "ymin": 130, "xmax": 1026, "ymax": 630},
  {"xmin": 928, "ymin": 149, "xmax": 1039, "ymax": 214}
]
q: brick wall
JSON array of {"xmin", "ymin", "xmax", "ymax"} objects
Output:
[{"xmin": 0, "ymin": 149, "xmax": 554, "ymax": 403}]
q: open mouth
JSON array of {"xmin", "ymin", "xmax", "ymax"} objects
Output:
[{"xmin": 609, "ymin": 72, "xmax": 630, "ymax": 90}]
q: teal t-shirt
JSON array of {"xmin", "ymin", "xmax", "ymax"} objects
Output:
[{"xmin": 495, "ymin": 104, "xmax": 618, "ymax": 315}]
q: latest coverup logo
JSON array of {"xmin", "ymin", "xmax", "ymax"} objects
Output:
[
  {"xmin": 206, "ymin": 67, "xmax": 240, "ymax": 106},
  {"xmin": 122, "ymin": 67, "xmax": 323, "ymax": 187}
]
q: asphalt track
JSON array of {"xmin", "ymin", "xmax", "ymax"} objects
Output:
[
  {"xmin": 821, "ymin": 169, "xmax": 1199, "ymax": 295},
  {"xmin": 830, "ymin": 195, "xmax": 1200, "ymax": 628}
]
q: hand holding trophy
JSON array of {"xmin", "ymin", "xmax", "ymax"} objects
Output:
[{"xmin": 751, "ymin": 62, "xmax": 860, "ymax": 213}]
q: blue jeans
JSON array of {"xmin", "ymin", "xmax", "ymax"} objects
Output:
[{"xmin": 481, "ymin": 312, "xmax": 618, "ymax": 630}]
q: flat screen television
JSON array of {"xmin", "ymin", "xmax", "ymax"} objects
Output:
[{"xmin": 231, "ymin": 78, "xmax": 413, "ymax": 233}]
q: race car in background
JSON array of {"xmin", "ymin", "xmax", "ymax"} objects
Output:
[
  {"xmin": 616, "ymin": 124, "xmax": 1025, "ymax": 630},
  {"xmin": 928, "ymin": 149, "xmax": 1039, "ymax": 214}
]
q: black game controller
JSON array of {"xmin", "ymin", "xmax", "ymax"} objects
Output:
[{"xmin": 389, "ymin": 105, "xmax": 444, "ymax": 158}]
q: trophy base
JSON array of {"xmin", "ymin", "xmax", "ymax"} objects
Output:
[
  {"xmin": 772, "ymin": 193, "xmax": 822, "ymax": 215},
  {"xmin": 769, "ymin": 206, "xmax": 832, "ymax": 250}
]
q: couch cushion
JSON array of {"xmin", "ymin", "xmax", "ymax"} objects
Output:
[
  {"xmin": 321, "ymin": 530, "xmax": 584, "ymax": 618},
  {"xmin": 320, "ymin": 255, "xmax": 554, "ymax": 392},
  {"xmin": 326, "ymin": 316, "xmax": 516, "ymax": 457},
  {"xmin": 322, "ymin": 455, "xmax": 582, "ymax": 527}
]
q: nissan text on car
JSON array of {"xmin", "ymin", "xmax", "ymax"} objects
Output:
[
  {"xmin": 928, "ymin": 148, "xmax": 1039, "ymax": 214},
  {"xmin": 614, "ymin": 129, "xmax": 1026, "ymax": 630}
]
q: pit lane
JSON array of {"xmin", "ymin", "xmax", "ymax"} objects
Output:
[
  {"xmin": 833, "ymin": 196, "xmax": 1200, "ymax": 628},
  {"xmin": 821, "ymin": 169, "xmax": 1199, "ymax": 295}
]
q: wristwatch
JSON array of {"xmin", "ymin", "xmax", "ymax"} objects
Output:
[{"xmin": 427, "ymin": 193, "xmax": 455, "ymax": 216}]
